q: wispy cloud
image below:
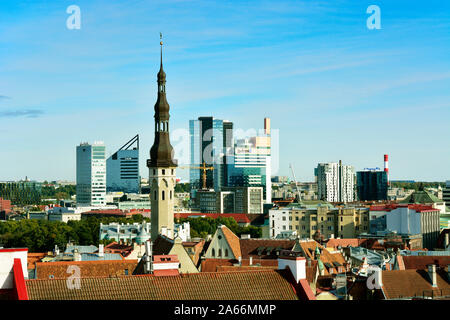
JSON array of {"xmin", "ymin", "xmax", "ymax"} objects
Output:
[
  {"xmin": 0, "ymin": 109, "xmax": 44, "ymax": 118},
  {"xmin": 0, "ymin": 95, "xmax": 11, "ymax": 100}
]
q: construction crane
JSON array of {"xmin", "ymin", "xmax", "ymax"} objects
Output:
[
  {"xmin": 289, "ymin": 163, "xmax": 302, "ymax": 203},
  {"xmin": 179, "ymin": 162, "xmax": 214, "ymax": 190}
]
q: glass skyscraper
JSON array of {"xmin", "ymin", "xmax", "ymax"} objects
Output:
[
  {"xmin": 76, "ymin": 141, "xmax": 106, "ymax": 207},
  {"xmin": 106, "ymin": 135, "xmax": 140, "ymax": 194},
  {"xmin": 189, "ymin": 117, "xmax": 231, "ymax": 193}
]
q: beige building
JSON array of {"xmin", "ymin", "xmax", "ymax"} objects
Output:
[{"xmin": 271, "ymin": 204, "xmax": 369, "ymax": 240}]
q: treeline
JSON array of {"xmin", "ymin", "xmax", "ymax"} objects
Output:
[
  {"xmin": 41, "ymin": 184, "xmax": 76, "ymax": 200},
  {"xmin": 0, "ymin": 215, "xmax": 262, "ymax": 253},
  {"xmin": 0, "ymin": 215, "xmax": 148, "ymax": 252},
  {"xmin": 174, "ymin": 183, "xmax": 190, "ymax": 193},
  {"xmin": 390, "ymin": 181, "xmax": 445, "ymax": 191},
  {"xmin": 179, "ymin": 217, "xmax": 262, "ymax": 239}
]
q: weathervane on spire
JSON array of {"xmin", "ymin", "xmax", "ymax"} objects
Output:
[{"xmin": 160, "ymin": 32, "xmax": 163, "ymax": 45}]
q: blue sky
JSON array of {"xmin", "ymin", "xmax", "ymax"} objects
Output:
[{"xmin": 0, "ymin": 0, "xmax": 449, "ymax": 182}]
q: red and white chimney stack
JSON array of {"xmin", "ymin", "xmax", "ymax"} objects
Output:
[{"xmin": 384, "ymin": 154, "xmax": 389, "ymax": 186}]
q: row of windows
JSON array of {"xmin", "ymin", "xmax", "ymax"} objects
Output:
[
  {"xmin": 211, "ymin": 248, "xmax": 229, "ymax": 258},
  {"xmin": 153, "ymin": 190, "xmax": 173, "ymax": 201}
]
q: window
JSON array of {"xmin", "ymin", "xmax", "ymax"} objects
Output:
[
  {"xmin": 154, "ymin": 190, "xmax": 157, "ymax": 200},
  {"xmin": 225, "ymin": 249, "xmax": 229, "ymax": 257},
  {"xmin": 302, "ymin": 226, "xmax": 306, "ymax": 230},
  {"xmin": 218, "ymin": 249, "xmax": 222, "ymax": 257},
  {"xmin": 296, "ymin": 217, "xmax": 299, "ymax": 221},
  {"xmin": 340, "ymin": 226, "xmax": 343, "ymax": 231},
  {"xmin": 153, "ymin": 169, "xmax": 156, "ymax": 175},
  {"xmin": 282, "ymin": 217, "xmax": 286, "ymax": 221},
  {"xmin": 301, "ymin": 217, "xmax": 305, "ymax": 221},
  {"xmin": 321, "ymin": 217, "xmax": 324, "ymax": 221},
  {"xmin": 211, "ymin": 249, "xmax": 215, "ymax": 257},
  {"xmin": 124, "ymin": 269, "xmax": 129, "ymax": 275},
  {"xmin": 162, "ymin": 169, "xmax": 165, "ymax": 175},
  {"xmin": 170, "ymin": 191, "xmax": 172, "ymax": 199},
  {"xmin": 162, "ymin": 191, "xmax": 165, "ymax": 200}
]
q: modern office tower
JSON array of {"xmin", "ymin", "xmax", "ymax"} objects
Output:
[
  {"xmin": 106, "ymin": 135, "xmax": 140, "ymax": 194},
  {"xmin": 443, "ymin": 181, "xmax": 450, "ymax": 203},
  {"xmin": 315, "ymin": 161, "xmax": 355, "ymax": 203},
  {"xmin": 76, "ymin": 141, "xmax": 106, "ymax": 207},
  {"xmin": 356, "ymin": 170, "xmax": 388, "ymax": 201},
  {"xmin": 189, "ymin": 117, "xmax": 230, "ymax": 192},
  {"xmin": 147, "ymin": 37, "xmax": 178, "ymax": 241},
  {"xmin": 227, "ymin": 118, "xmax": 272, "ymax": 203}
]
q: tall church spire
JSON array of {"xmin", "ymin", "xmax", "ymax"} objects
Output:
[
  {"xmin": 147, "ymin": 34, "xmax": 177, "ymax": 241},
  {"xmin": 148, "ymin": 33, "xmax": 177, "ymax": 168}
]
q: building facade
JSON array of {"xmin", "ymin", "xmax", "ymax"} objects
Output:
[
  {"xmin": 315, "ymin": 161, "xmax": 355, "ymax": 203},
  {"xmin": 369, "ymin": 204, "xmax": 441, "ymax": 249},
  {"xmin": 269, "ymin": 204, "xmax": 369, "ymax": 239},
  {"xmin": 76, "ymin": 142, "xmax": 106, "ymax": 207},
  {"xmin": 0, "ymin": 181, "xmax": 42, "ymax": 205},
  {"xmin": 443, "ymin": 181, "xmax": 450, "ymax": 204},
  {"xmin": 189, "ymin": 117, "xmax": 231, "ymax": 194},
  {"xmin": 106, "ymin": 135, "xmax": 140, "ymax": 194},
  {"xmin": 356, "ymin": 170, "xmax": 388, "ymax": 201},
  {"xmin": 227, "ymin": 118, "xmax": 272, "ymax": 203}
]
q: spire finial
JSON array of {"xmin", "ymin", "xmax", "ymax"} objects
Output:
[{"xmin": 160, "ymin": 32, "xmax": 163, "ymax": 67}]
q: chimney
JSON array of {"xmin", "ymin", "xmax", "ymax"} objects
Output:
[
  {"xmin": 427, "ymin": 264, "xmax": 437, "ymax": 287},
  {"xmin": 98, "ymin": 244, "xmax": 104, "ymax": 258},
  {"xmin": 278, "ymin": 252, "xmax": 306, "ymax": 283},
  {"xmin": 445, "ymin": 233, "xmax": 449, "ymax": 249},
  {"xmin": 145, "ymin": 240, "xmax": 153, "ymax": 274},
  {"xmin": 384, "ymin": 154, "xmax": 389, "ymax": 186},
  {"xmin": 249, "ymin": 256, "xmax": 253, "ymax": 266},
  {"xmin": 73, "ymin": 248, "xmax": 81, "ymax": 262}
]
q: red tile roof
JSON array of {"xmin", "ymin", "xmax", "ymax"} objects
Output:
[
  {"xmin": 401, "ymin": 256, "xmax": 450, "ymax": 270},
  {"xmin": 370, "ymin": 204, "xmax": 439, "ymax": 213},
  {"xmin": 201, "ymin": 258, "xmax": 278, "ymax": 272},
  {"xmin": 326, "ymin": 238, "xmax": 362, "ymax": 249},
  {"xmin": 25, "ymin": 270, "xmax": 301, "ymax": 300},
  {"xmin": 239, "ymin": 239, "xmax": 296, "ymax": 259},
  {"xmin": 220, "ymin": 225, "xmax": 242, "ymax": 259},
  {"xmin": 381, "ymin": 269, "xmax": 450, "ymax": 299},
  {"xmin": 34, "ymin": 260, "xmax": 139, "ymax": 280}
]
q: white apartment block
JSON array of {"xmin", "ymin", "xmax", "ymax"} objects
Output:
[
  {"xmin": 76, "ymin": 141, "xmax": 107, "ymax": 207},
  {"xmin": 269, "ymin": 208, "xmax": 291, "ymax": 239},
  {"xmin": 315, "ymin": 162, "xmax": 355, "ymax": 203}
]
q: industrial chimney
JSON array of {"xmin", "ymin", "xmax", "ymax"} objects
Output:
[{"xmin": 384, "ymin": 154, "xmax": 389, "ymax": 186}]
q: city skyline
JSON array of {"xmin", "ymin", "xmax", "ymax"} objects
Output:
[{"xmin": 1, "ymin": 0, "xmax": 450, "ymax": 182}]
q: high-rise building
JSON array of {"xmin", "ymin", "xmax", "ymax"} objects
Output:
[
  {"xmin": 106, "ymin": 135, "xmax": 140, "ymax": 194},
  {"xmin": 315, "ymin": 161, "xmax": 355, "ymax": 203},
  {"xmin": 147, "ymin": 37, "xmax": 178, "ymax": 241},
  {"xmin": 76, "ymin": 142, "xmax": 106, "ymax": 207},
  {"xmin": 356, "ymin": 170, "xmax": 388, "ymax": 201},
  {"xmin": 189, "ymin": 117, "xmax": 231, "ymax": 192},
  {"xmin": 226, "ymin": 118, "xmax": 272, "ymax": 203}
]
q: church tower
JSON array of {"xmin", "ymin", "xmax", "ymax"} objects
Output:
[{"xmin": 147, "ymin": 34, "xmax": 178, "ymax": 241}]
